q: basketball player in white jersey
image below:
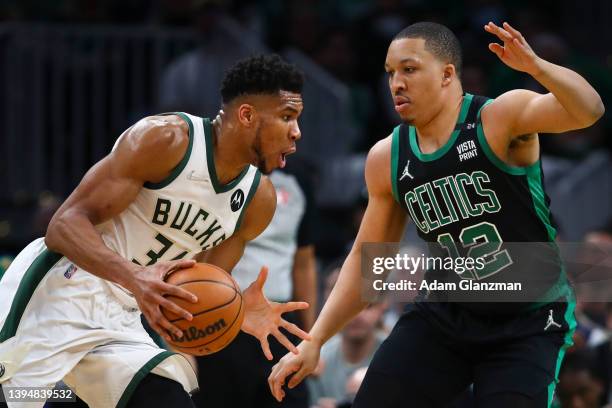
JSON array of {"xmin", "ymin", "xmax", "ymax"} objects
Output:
[{"xmin": 0, "ymin": 54, "xmax": 310, "ymax": 407}]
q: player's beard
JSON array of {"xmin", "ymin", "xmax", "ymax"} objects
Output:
[{"xmin": 252, "ymin": 125, "xmax": 270, "ymax": 175}]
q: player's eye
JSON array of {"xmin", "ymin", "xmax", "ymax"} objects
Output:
[{"xmin": 404, "ymin": 67, "xmax": 415, "ymax": 73}]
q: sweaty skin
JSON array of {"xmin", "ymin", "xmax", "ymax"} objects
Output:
[
  {"xmin": 46, "ymin": 92, "xmax": 311, "ymax": 358},
  {"xmin": 268, "ymin": 21, "xmax": 604, "ymax": 401},
  {"xmin": 46, "ymin": 115, "xmax": 199, "ymax": 343}
]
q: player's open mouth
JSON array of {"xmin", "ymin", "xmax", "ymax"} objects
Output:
[{"xmin": 279, "ymin": 147, "xmax": 296, "ymax": 169}]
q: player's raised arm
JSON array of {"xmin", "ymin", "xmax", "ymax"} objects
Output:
[
  {"xmin": 45, "ymin": 115, "xmax": 199, "ymax": 341},
  {"xmin": 268, "ymin": 136, "xmax": 408, "ymax": 401},
  {"xmin": 482, "ymin": 22, "xmax": 604, "ymax": 139}
]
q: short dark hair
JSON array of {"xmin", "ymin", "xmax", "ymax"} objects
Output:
[
  {"xmin": 393, "ymin": 22, "xmax": 462, "ymax": 76},
  {"xmin": 221, "ymin": 54, "xmax": 304, "ymax": 104}
]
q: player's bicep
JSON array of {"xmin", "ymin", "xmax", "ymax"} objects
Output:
[
  {"xmin": 51, "ymin": 115, "xmax": 188, "ymax": 226},
  {"xmin": 355, "ymin": 191, "xmax": 407, "ymax": 245},
  {"xmin": 52, "ymin": 154, "xmax": 143, "ymax": 225},
  {"xmin": 514, "ymin": 92, "xmax": 579, "ymax": 134},
  {"xmin": 488, "ymin": 90, "xmax": 578, "ymax": 136}
]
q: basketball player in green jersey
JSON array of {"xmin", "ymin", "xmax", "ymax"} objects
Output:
[
  {"xmin": 0, "ymin": 55, "xmax": 311, "ymax": 407},
  {"xmin": 269, "ymin": 22, "xmax": 604, "ymax": 407}
]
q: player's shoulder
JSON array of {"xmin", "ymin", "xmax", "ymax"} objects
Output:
[
  {"xmin": 138, "ymin": 114, "xmax": 189, "ymax": 147},
  {"xmin": 252, "ymin": 174, "xmax": 276, "ymax": 207},
  {"xmin": 111, "ymin": 114, "xmax": 191, "ymax": 180},
  {"xmin": 364, "ymin": 134, "xmax": 393, "ymax": 195},
  {"xmin": 482, "ymin": 89, "xmax": 540, "ymax": 118},
  {"xmin": 491, "ymin": 89, "xmax": 539, "ymax": 102},
  {"xmin": 368, "ymin": 133, "xmax": 392, "ymax": 158},
  {"xmin": 366, "ymin": 134, "xmax": 393, "ymax": 175},
  {"xmin": 480, "ymin": 90, "xmax": 543, "ymax": 143},
  {"xmin": 115, "ymin": 114, "xmax": 189, "ymax": 157}
]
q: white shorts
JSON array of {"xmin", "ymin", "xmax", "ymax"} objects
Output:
[{"xmin": 0, "ymin": 238, "xmax": 198, "ymax": 408}]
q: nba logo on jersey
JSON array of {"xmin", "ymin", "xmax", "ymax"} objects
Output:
[{"xmin": 64, "ymin": 264, "xmax": 77, "ymax": 279}]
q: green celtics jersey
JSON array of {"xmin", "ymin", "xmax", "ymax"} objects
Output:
[{"xmin": 391, "ymin": 94, "xmax": 571, "ymax": 313}]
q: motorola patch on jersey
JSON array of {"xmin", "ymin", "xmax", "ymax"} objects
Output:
[{"xmin": 230, "ymin": 189, "xmax": 245, "ymax": 212}]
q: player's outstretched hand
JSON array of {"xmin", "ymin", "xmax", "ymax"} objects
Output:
[
  {"xmin": 268, "ymin": 340, "xmax": 321, "ymax": 402},
  {"xmin": 484, "ymin": 21, "xmax": 542, "ymax": 76},
  {"xmin": 127, "ymin": 259, "xmax": 199, "ymax": 342},
  {"xmin": 242, "ymin": 266, "xmax": 312, "ymax": 360}
]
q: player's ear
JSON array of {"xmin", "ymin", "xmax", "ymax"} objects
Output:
[
  {"xmin": 238, "ymin": 104, "xmax": 257, "ymax": 127},
  {"xmin": 442, "ymin": 64, "xmax": 456, "ymax": 87}
]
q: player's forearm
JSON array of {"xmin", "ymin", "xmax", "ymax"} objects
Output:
[
  {"xmin": 292, "ymin": 268, "xmax": 317, "ymax": 332},
  {"xmin": 294, "ymin": 281, "xmax": 317, "ymax": 332},
  {"xmin": 531, "ymin": 59, "xmax": 604, "ymax": 127},
  {"xmin": 309, "ymin": 250, "xmax": 368, "ymax": 347},
  {"xmin": 45, "ymin": 210, "xmax": 139, "ymax": 288},
  {"xmin": 292, "ymin": 246, "xmax": 318, "ymax": 331}
]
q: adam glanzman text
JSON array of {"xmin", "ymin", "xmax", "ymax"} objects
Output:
[{"xmin": 370, "ymin": 254, "xmax": 522, "ymax": 292}]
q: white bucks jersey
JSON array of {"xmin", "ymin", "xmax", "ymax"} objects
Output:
[{"xmin": 96, "ymin": 112, "xmax": 260, "ymax": 302}]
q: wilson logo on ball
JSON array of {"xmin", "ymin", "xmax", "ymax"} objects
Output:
[{"xmin": 170, "ymin": 318, "xmax": 227, "ymax": 343}]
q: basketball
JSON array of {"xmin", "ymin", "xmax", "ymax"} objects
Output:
[{"xmin": 162, "ymin": 263, "xmax": 244, "ymax": 356}]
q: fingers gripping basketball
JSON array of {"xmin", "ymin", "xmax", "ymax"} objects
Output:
[{"xmin": 162, "ymin": 263, "xmax": 244, "ymax": 355}]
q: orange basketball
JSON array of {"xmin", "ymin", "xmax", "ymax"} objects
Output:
[{"xmin": 162, "ymin": 263, "xmax": 244, "ymax": 356}]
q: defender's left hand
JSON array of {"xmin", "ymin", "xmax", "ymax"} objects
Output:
[
  {"xmin": 485, "ymin": 22, "xmax": 542, "ymax": 76},
  {"xmin": 241, "ymin": 266, "xmax": 312, "ymax": 360}
]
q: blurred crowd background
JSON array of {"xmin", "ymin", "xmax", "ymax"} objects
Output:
[{"xmin": 0, "ymin": 0, "xmax": 611, "ymax": 407}]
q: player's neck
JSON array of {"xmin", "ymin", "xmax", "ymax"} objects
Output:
[
  {"xmin": 413, "ymin": 90, "xmax": 463, "ymax": 152},
  {"xmin": 210, "ymin": 118, "xmax": 251, "ymax": 184}
]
